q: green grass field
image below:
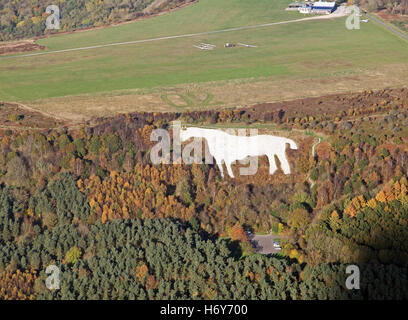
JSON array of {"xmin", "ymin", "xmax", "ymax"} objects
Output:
[{"xmin": 0, "ymin": 0, "xmax": 408, "ymax": 112}]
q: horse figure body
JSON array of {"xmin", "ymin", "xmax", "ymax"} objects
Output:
[{"xmin": 180, "ymin": 127, "xmax": 297, "ymax": 178}]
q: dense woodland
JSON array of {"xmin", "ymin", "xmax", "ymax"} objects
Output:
[
  {"xmin": 356, "ymin": 0, "xmax": 408, "ymax": 14},
  {"xmin": 0, "ymin": 0, "xmax": 192, "ymax": 41},
  {"xmin": 0, "ymin": 88, "xmax": 408, "ymax": 299}
]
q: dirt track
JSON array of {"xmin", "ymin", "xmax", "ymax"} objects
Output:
[{"xmin": 0, "ymin": 40, "xmax": 46, "ymax": 56}]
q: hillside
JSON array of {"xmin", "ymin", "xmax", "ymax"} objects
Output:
[
  {"xmin": 1, "ymin": 0, "xmax": 408, "ymax": 301},
  {"xmin": 0, "ymin": 87, "xmax": 408, "ymax": 299}
]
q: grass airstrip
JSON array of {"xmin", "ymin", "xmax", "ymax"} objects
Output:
[{"xmin": 0, "ymin": 0, "xmax": 408, "ymax": 121}]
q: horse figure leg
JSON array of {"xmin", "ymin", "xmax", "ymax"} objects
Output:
[
  {"xmin": 277, "ymin": 151, "xmax": 291, "ymax": 174},
  {"xmin": 215, "ymin": 158, "xmax": 225, "ymax": 178},
  {"xmin": 267, "ymin": 153, "xmax": 278, "ymax": 175},
  {"xmin": 225, "ymin": 161, "xmax": 235, "ymax": 178}
]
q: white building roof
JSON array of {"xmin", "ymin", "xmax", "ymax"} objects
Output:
[{"xmin": 313, "ymin": 1, "xmax": 336, "ymax": 7}]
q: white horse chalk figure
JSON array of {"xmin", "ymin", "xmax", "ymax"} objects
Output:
[{"xmin": 180, "ymin": 127, "xmax": 298, "ymax": 178}]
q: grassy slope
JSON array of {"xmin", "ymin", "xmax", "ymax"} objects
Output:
[{"xmin": 0, "ymin": 0, "xmax": 407, "ymax": 102}]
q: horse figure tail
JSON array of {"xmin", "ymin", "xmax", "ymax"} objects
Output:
[{"xmin": 286, "ymin": 138, "xmax": 298, "ymax": 150}]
